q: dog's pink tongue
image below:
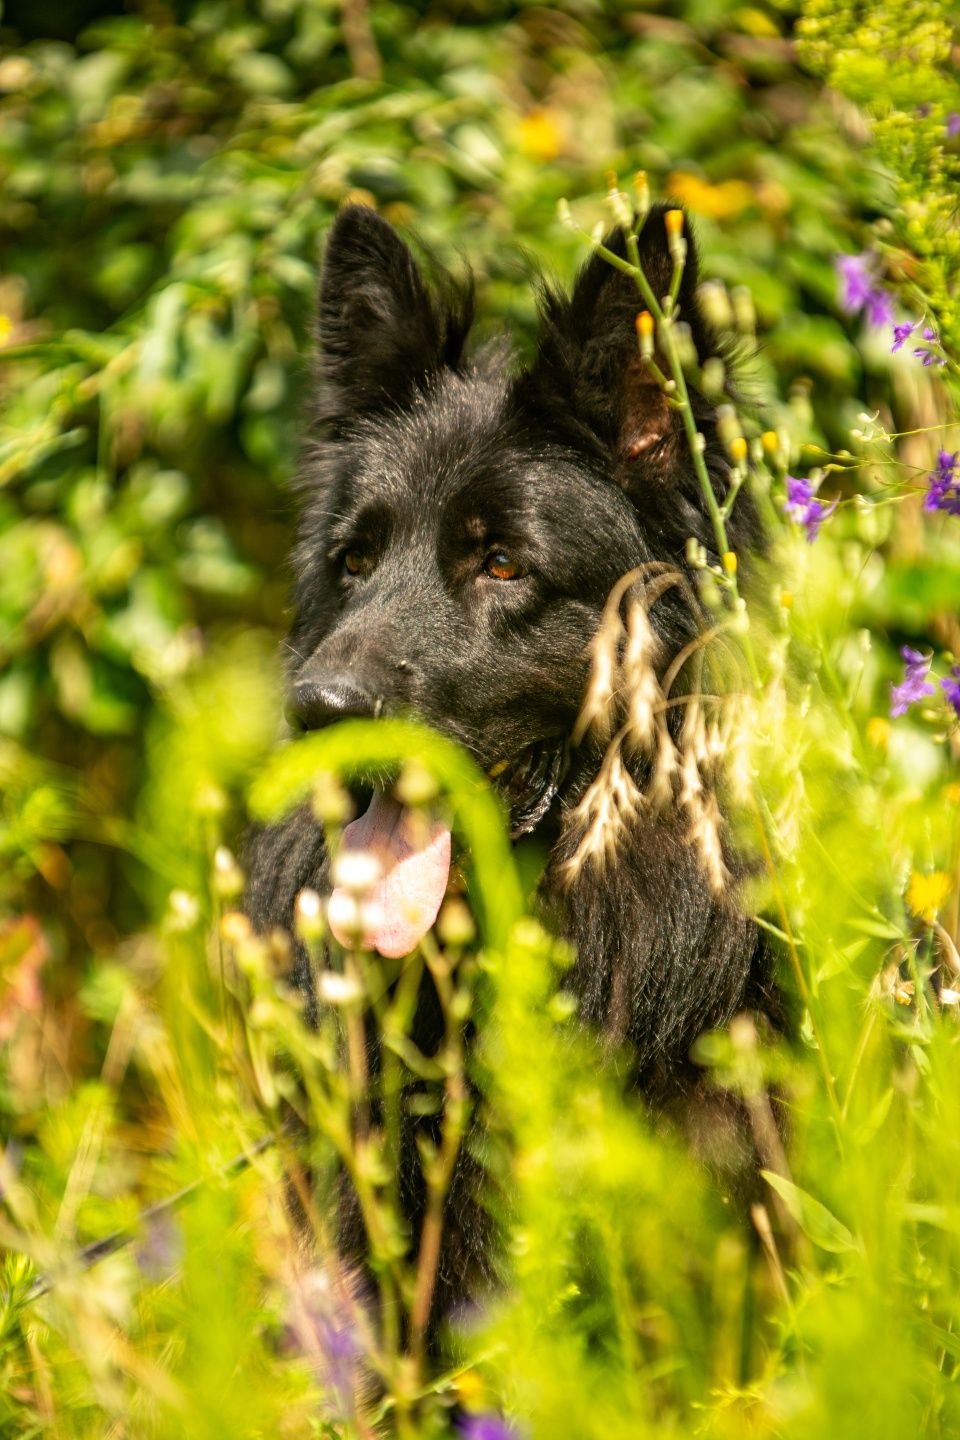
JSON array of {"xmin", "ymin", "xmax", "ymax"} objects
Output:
[{"xmin": 329, "ymin": 791, "xmax": 451, "ymax": 958}]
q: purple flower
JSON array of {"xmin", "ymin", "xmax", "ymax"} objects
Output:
[
  {"xmin": 947, "ymin": 113, "xmax": 960, "ymax": 138},
  {"xmin": 282, "ymin": 1269, "xmax": 364, "ymax": 1411},
  {"xmin": 458, "ymin": 1416, "xmax": 518, "ymax": 1440},
  {"xmin": 943, "ymin": 666, "xmax": 960, "ymax": 719},
  {"xmin": 783, "ymin": 475, "xmax": 838, "ymax": 542},
  {"xmin": 891, "ymin": 321, "xmax": 915, "ymax": 353},
  {"xmin": 890, "ymin": 646, "xmax": 936, "ymax": 718},
  {"xmin": 835, "ymin": 254, "xmax": 874, "ymax": 313},
  {"xmin": 864, "ymin": 288, "xmax": 894, "ymax": 327},
  {"xmin": 835, "ymin": 253, "xmax": 893, "ymax": 328},
  {"xmin": 912, "ymin": 326, "xmax": 947, "ymax": 367},
  {"xmin": 135, "ymin": 1214, "xmax": 183, "ymax": 1282},
  {"xmin": 925, "ymin": 450, "xmax": 960, "ymax": 516}
]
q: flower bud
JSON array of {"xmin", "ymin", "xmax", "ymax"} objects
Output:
[
  {"xmin": 220, "ymin": 910, "xmax": 253, "ymax": 945},
  {"xmin": 326, "ymin": 890, "xmax": 361, "ymax": 943},
  {"xmin": 438, "ymin": 898, "xmax": 476, "ymax": 948},
  {"xmin": 395, "ymin": 760, "xmax": 438, "ymax": 806},
  {"xmin": 700, "ymin": 356, "xmax": 725, "ymax": 398},
  {"xmin": 731, "ymin": 285, "xmax": 756, "ymax": 335},
  {"xmin": 728, "ymin": 436, "xmax": 747, "ymax": 465},
  {"xmin": 672, "ymin": 321, "xmax": 697, "ymax": 371},
  {"xmin": 716, "ymin": 404, "xmax": 741, "ymax": 448},
  {"xmin": 167, "ymin": 889, "xmax": 200, "ymax": 931},
  {"xmin": 317, "ymin": 970, "xmax": 364, "ymax": 1006},
  {"xmin": 633, "ymin": 170, "xmax": 650, "ymax": 217},
  {"xmin": 635, "ymin": 310, "xmax": 655, "ymax": 360},
  {"xmin": 696, "ymin": 281, "xmax": 733, "ymax": 330},
  {"xmin": 213, "ymin": 845, "xmax": 244, "ymax": 901},
  {"xmin": 295, "ymin": 886, "xmax": 325, "ymax": 943},
  {"xmin": 267, "ymin": 927, "xmax": 293, "ymax": 973},
  {"xmin": 331, "ymin": 849, "xmax": 382, "ymax": 895},
  {"xmin": 605, "ymin": 178, "xmax": 632, "ymax": 230},
  {"xmin": 311, "ymin": 772, "xmax": 352, "ymax": 826},
  {"xmin": 665, "ymin": 209, "xmax": 685, "ymax": 265}
]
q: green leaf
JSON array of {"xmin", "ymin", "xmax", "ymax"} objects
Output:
[
  {"xmin": 761, "ymin": 1171, "xmax": 858, "ymax": 1253},
  {"xmin": 851, "ymin": 1088, "xmax": 894, "ymax": 1147},
  {"xmin": 846, "ymin": 916, "xmax": 905, "ymax": 941}
]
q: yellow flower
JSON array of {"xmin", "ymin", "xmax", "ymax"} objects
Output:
[
  {"xmin": 340, "ymin": 188, "xmax": 376, "ymax": 210},
  {"xmin": 866, "ymin": 717, "xmax": 890, "ymax": 749},
  {"xmin": 906, "ymin": 871, "xmax": 951, "ymax": 925},
  {"xmin": 453, "ymin": 1368, "xmax": 488, "ymax": 1407},
  {"xmin": 518, "ymin": 108, "xmax": 564, "ymax": 163},
  {"xmin": 667, "ymin": 172, "xmax": 754, "ymax": 221}
]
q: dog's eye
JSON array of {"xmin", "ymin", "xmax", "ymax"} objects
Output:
[
  {"xmin": 343, "ymin": 549, "xmax": 365, "ymax": 576},
  {"xmin": 483, "ymin": 549, "xmax": 524, "ymax": 581}
]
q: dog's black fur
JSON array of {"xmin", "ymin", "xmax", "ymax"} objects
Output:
[{"xmin": 245, "ymin": 203, "xmax": 777, "ymax": 1328}]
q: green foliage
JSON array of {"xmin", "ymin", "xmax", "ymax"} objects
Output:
[
  {"xmin": 798, "ymin": 0, "xmax": 960, "ymax": 351},
  {"xmin": 1, "ymin": 1, "xmax": 960, "ymax": 1437}
]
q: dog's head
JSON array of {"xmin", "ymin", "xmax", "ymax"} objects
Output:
[{"xmin": 285, "ymin": 204, "xmax": 749, "ymax": 950}]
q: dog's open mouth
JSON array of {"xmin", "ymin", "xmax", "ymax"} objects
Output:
[
  {"xmin": 493, "ymin": 738, "xmax": 568, "ymax": 839},
  {"xmin": 328, "ymin": 792, "xmax": 451, "ymax": 958},
  {"xmin": 327, "ymin": 741, "xmax": 566, "ymax": 958}
]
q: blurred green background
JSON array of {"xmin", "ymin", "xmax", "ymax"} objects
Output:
[{"xmin": 2, "ymin": 3, "xmax": 960, "ymax": 1436}]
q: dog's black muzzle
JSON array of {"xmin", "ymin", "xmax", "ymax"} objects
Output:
[
  {"xmin": 286, "ymin": 672, "xmax": 568, "ymax": 839},
  {"xmin": 286, "ymin": 674, "xmax": 384, "ymax": 732}
]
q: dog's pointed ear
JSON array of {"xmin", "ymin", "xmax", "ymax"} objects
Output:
[
  {"xmin": 525, "ymin": 206, "xmax": 714, "ymax": 478},
  {"xmin": 315, "ymin": 205, "xmax": 473, "ymax": 428}
]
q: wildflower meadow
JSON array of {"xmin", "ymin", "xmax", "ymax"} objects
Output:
[{"xmin": 1, "ymin": 1, "xmax": 959, "ymax": 1437}]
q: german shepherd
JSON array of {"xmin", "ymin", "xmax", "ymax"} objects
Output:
[{"xmin": 245, "ymin": 201, "xmax": 776, "ymax": 1333}]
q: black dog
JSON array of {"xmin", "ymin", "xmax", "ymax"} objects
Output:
[{"xmin": 245, "ymin": 202, "xmax": 776, "ymax": 1329}]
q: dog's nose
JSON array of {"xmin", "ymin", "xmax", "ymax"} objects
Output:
[{"xmin": 287, "ymin": 676, "xmax": 379, "ymax": 731}]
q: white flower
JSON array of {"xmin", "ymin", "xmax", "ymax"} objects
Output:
[
  {"xmin": 317, "ymin": 971, "xmax": 364, "ymax": 1006},
  {"xmin": 331, "ymin": 850, "xmax": 383, "ymax": 895}
]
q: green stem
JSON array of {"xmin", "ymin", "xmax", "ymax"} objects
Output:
[{"xmin": 595, "ymin": 232, "xmax": 762, "ymax": 687}]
